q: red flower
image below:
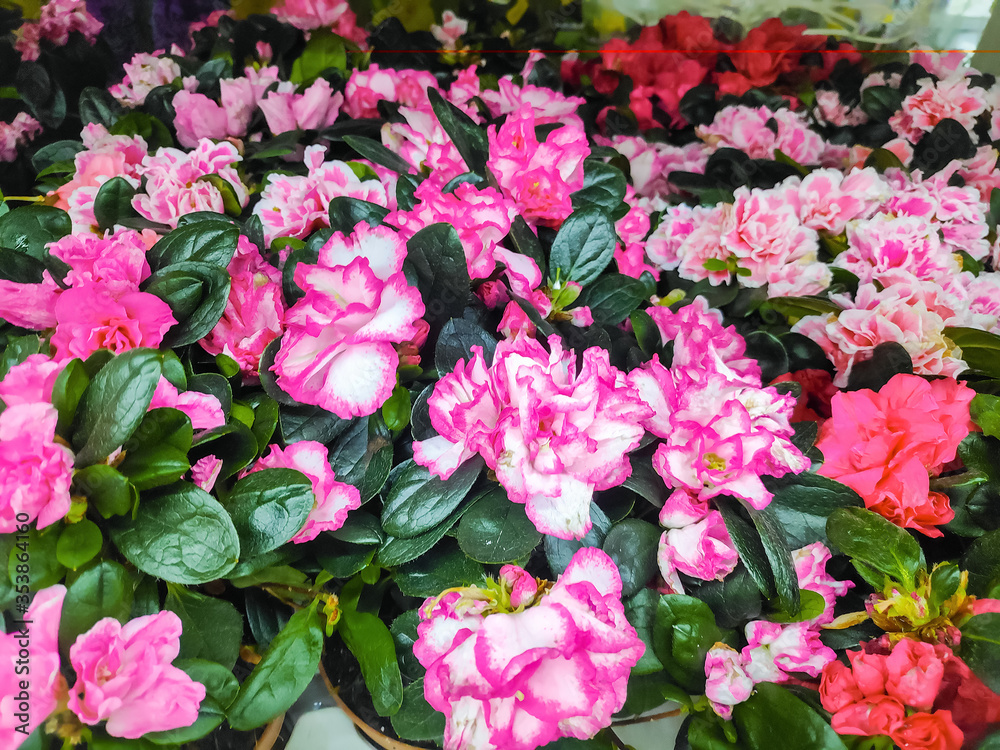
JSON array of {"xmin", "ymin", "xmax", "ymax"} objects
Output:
[
  {"xmin": 890, "ymin": 711, "xmax": 964, "ymax": 750},
  {"xmin": 726, "ymin": 18, "xmax": 825, "ymax": 89},
  {"xmin": 770, "ymin": 369, "xmax": 837, "ymax": 423}
]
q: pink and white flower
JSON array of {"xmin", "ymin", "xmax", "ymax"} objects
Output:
[
  {"xmin": 889, "ymin": 75, "xmax": 987, "ymax": 142},
  {"xmin": 414, "ymin": 548, "xmax": 644, "ymax": 750},
  {"xmin": 431, "ymin": 11, "xmax": 468, "ymax": 49},
  {"xmin": 657, "ymin": 511, "xmax": 739, "ymax": 582},
  {"xmin": 345, "ymin": 64, "xmax": 439, "ymax": 119},
  {"xmin": 705, "ymin": 644, "xmax": 755, "ymax": 720},
  {"xmin": 0, "ymin": 113, "xmax": 43, "ymax": 162},
  {"xmin": 258, "ymin": 77, "xmax": 344, "ymax": 134},
  {"xmin": 273, "ymin": 222, "xmax": 424, "ymax": 418},
  {"xmin": 741, "ymin": 620, "xmax": 837, "ymax": 682},
  {"xmin": 172, "ymin": 78, "xmax": 258, "ymax": 148},
  {"xmin": 244, "ymin": 441, "xmax": 361, "ymax": 542},
  {"xmin": 148, "ymin": 378, "xmax": 225, "ymax": 431},
  {"xmin": 15, "ymin": 0, "xmax": 102, "ymax": 61},
  {"xmin": 697, "ymin": 106, "xmax": 824, "ymax": 164},
  {"xmin": 792, "ymin": 542, "xmax": 855, "ymax": 625},
  {"xmin": 110, "ymin": 51, "xmax": 182, "ymax": 107}
]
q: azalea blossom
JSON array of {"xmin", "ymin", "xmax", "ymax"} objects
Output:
[
  {"xmin": 414, "ymin": 548, "xmax": 644, "ymax": 750},
  {"xmin": 273, "ymin": 222, "xmax": 424, "ymax": 418},
  {"xmin": 0, "ymin": 113, "xmax": 43, "ymax": 162}
]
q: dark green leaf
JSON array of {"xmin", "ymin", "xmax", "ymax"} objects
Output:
[
  {"xmin": 79, "ymin": 86, "xmax": 124, "ymax": 127},
  {"xmin": 73, "ymin": 464, "xmax": 137, "ymax": 518},
  {"xmin": 549, "ymin": 206, "xmax": 616, "ymax": 287},
  {"xmin": 71, "ymin": 349, "xmax": 162, "ymax": 467},
  {"xmin": 427, "ymin": 88, "xmax": 487, "ymax": 175},
  {"xmin": 733, "ymin": 682, "xmax": 847, "ymax": 750},
  {"xmin": 0, "ymin": 247, "xmax": 46, "ymax": 283},
  {"xmin": 602, "ymin": 519, "xmax": 661, "ymax": 598},
  {"xmin": 764, "ymin": 473, "xmax": 864, "ymax": 550},
  {"xmin": 58, "ymin": 561, "xmax": 133, "ymax": 654},
  {"xmin": 571, "ymin": 161, "xmax": 628, "ymax": 211},
  {"xmin": 343, "ymin": 135, "xmax": 415, "ymax": 174},
  {"xmin": 945, "ymin": 327, "xmax": 1000, "ymax": 378},
  {"xmin": 717, "ymin": 498, "xmax": 775, "ymax": 599},
  {"xmin": 456, "ymin": 487, "xmax": 542, "ymax": 564},
  {"xmin": 165, "ymin": 585, "xmax": 243, "ymax": 669},
  {"xmin": 382, "ymin": 459, "xmax": 482, "ymax": 539},
  {"xmin": 508, "ymin": 215, "xmax": 546, "ymax": 277},
  {"xmin": 435, "ymin": 317, "xmax": 498, "ymax": 373},
  {"xmin": 653, "ymin": 594, "xmax": 722, "ymax": 692},
  {"xmin": 328, "ymin": 197, "xmax": 389, "ymax": 235},
  {"xmin": 579, "ymin": 273, "xmax": 649, "ymax": 325},
  {"xmin": 963, "ymin": 528, "xmax": 1000, "ymax": 596},
  {"xmin": 227, "ymin": 604, "xmax": 324, "ymax": 730},
  {"xmin": 51, "ymin": 358, "xmax": 89, "ymax": 437},
  {"xmin": 396, "ymin": 539, "xmax": 485, "ymax": 597},
  {"xmin": 279, "ymin": 403, "xmax": 351, "ymax": 444},
  {"xmin": 227, "ymin": 468, "xmax": 315, "ymax": 558},
  {"xmin": 94, "ymin": 176, "xmax": 138, "ymax": 232},
  {"xmin": 0, "ymin": 205, "xmax": 71, "ymax": 260},
  {"xmin": 405, "ymin": 223, "xmax": 470, "ymax": 326},
  {"xmin": 544, "ymin": 502, "xmax": 612, "ymax": 575},
  {"xmin": 390, "ymin": 677, "xmax": 445, "ymax": 742},
  {"xmin": 110, "ymin": 482, "xmax": 240, "ymax": 584},
  {"xmin": 146, "ymin": 220, "xmax": 239, "ymax": 272},
  {"xmin": 826, "ymin": 506, "xmax": 924, "ymax": 587},
  {"xmin": 623, "ymin": 587, "xmax": 665, "ymax": 674},
  {"xmin": 749, "ymin": 505, "xmax": 800, "ymax": 616},
  {"xmin": 145, "ymin": 261, "xmax": 231, "ymax": 347}
]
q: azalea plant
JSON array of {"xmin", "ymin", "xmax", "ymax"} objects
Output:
[{"xmin": 2, "ymin": 2, "xmax": 1000, "ymax": 750}]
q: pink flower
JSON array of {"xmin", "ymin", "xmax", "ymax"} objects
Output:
[
  {"xmin": 68, "ymin": 611, "xmax": 206, "ymax": 738},
  {"xmin": 814, "ymin": 89, "xmax": 868, "ymax": 127},
  {"xmin": 414, "ymin": 548, "xmax": 644, "ymax": 750},
  {"xmin": 0, "ymin": 113, "xmax": 43, "ymax": 162},
  {"xmin": 172, "ymin": 78, "xmax": 257, "ymax": 148},
  {"xmin": 832, "ymin": 695, "xmax": 908, "ymax": 736},
  {"xmin": 890, "ymin": 76, "xmax": 987, "ymax": 142},
  {"xmin": 0, "ymin": 585, "xmax": 67, "ymax": 748},
  {"xmin": 704, "ymin": 645, "xmax": 754, "ymax": 720},
  {"xmin": 0, "ymin": 354, "xmax": 63, "ymax": 407},
  {"xmin": 597, "ymin": 135, "xmax": 708, "ymax": 200},
  {"xmin": 387, "ymin": 181, "xmax": 518, "ymax": 279},
  {"xmin": 190, "ymin": 455, "xmax": 222, "ymax": 492},
  {"xmin": 110, "ymin": 51, "xmax": 182, "ymax": 107},
  {"xmin": 884, "ymin": 639, "xmax": 947, "ymax": 711},
  {"xmin": 272, "ymin": 0, "xmax": 358, "ymax": 31},
  {"xmin": 345, "ymin": 64, "xmax": 439, "ymax": 119},
  {"xmin": 697, "ymin": 106, "xmax": 824, "ymax": 164},
  {"xmin": 489, "ymin": 336, "xmax": 651, "ymax": 540},
  {"xmin": 253, "ymin": 145, "xmax": 387, "ymax": 244},
  {"xmin": 148, "ymin": 378, "xmax": 225, "ymax": 431},
  {"xmin": 382, "ymin": 106, "xmax": 468, "ymax": 183},
  {"xmin": 742, "ymin": 620, "xmax": 836, "ymax": 682},
  {"xmin": 836, "ymin": 213, "xmax": 960, "ymax": 286},
  {"xmin": 816, "ymin": 373, "xmax": 976, "ymax": 536},
  {"xmin": 792, "ymin": 280, "xmax": 967, "ymax": 387},
  {"xmin": 614, "ymin": 195, "xmax": 656, "ymax": 279},
  {"xmin": 794, "ymin": 167, "xmax": 887, "ymax": 234},
  {"xmin": 412, "ymin": 346, "xmax": 501, "ymax": 480},
  {"xmin": 244, "ymin": 441, "xmax": 360, "ymax": 542},
  {"xmin": 15, "ymin": 0, "xmax": 102, "ymax": 61},
  {"xmin": 431, "ymin": 10, "xmax": 467, "ymax": 49},
  {"xmin": 49, "ymin": 286, "xmax": 176, "ymax": 362},
  {"xmin": 48, "ymin": 230, "xmax": 151, "ymax": 295},
  {"xmin": 259, "ymin": 77, "xmax": 344, "ymax": 134},
  {"xmin": 487, "ymin": 108, "xmax": 589, "ymax": 228},
  {"xmin": 0, "ymin": 404, "xmax": 74, "ymax": 532},
  {"xmin": 273, "ymin": 223, "xmax": 424, "ymax": 418},
  {"xmin": 133, "ymin": 140, "xmax": 249, "ymax": 228},
  {"xmin": 481, "ymin": 77, "xmax": 585, "ymax": 129},
  {"xmin": 199, "ymin": 236, "xmax": 285, "ymax": 380},
  {"xmin": 792, "ymin": 542, "xmax": 854, "ymax": 625},
  {"xmin": 657, "ymin": 511, "xmax": 739, "ymax": 582}
]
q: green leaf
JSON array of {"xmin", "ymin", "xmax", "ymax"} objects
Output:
[
  {"xmin": 71, "ymin": 349, "xmax": 162, "ymax": 467},
  {"xmin": 0, "ymin": 205, "xmax": 71, "ymax": 260},
  {"xmin": 79, "ymin": 86, "xmax": 124, "ymax": 128},
  {"xmin": 863, "ymin": 147, "xmax": 907, "ymax": 174},
  {"xmin": 602, "ymin": 519, "xmax": 661, "ymax": 598},
  {"xmin": 860, "ymin": 85, "xmax": 903, "ymax": 121},
  {"xmin": 929, "ymin": 563, "xmax": 962, "ymax": 612},
  {"xmin": 165, "ymin": 585, "xmax": 243, "ymax": 670},
  {"xmin": 110, "ymin": 482, "xmax": 240, "ymax": 584},
  {"xmin": 972, "ymin": 394, "xmax": 1000, "ymax": 439},
  {"xmin": 51, "ymin": 358, "xmax": 89, "ymax": 437},
  {"xmin": 72, "ymin": 464, "xmax": 137, "ymax": 518},
  {"xmin": 328, "ymin": 414, "xmax": 393, "ymax": 502},
  {"xmin": 749, "ymin": 505, "xmax": 800, "ymax": 616},
  {"xmin": 382, "ymin": 459, "xmax": 482, "ymax": 539},
  {"xmin": 623, "ymin": 587, "xmax": 665, "ymax": 674},
  {"xmin": 508, "ymin": 215, "xmax": 546, "ymax": 277},
  {"xmin": 58, "ymin": 561, "xmax": 134, "ymax": 654},
  {"xmin": 382, "ymin": 383, "xmax": 411, "ymax": 433},
  {"xmin": 396, "ymin": 539, "xmax": 485, "ymax": 597},
  {"xmin": 17, "ymin": 61, "xmax": 66, "ymax": 127},
  {"xmin": 766, "ymin": 296, "xmax": 842, "ymax": 323},
  {"xmin": 0, "ymin": 246, "xmax": 46, "ymax": 283},
  {"xmin": 405, "ymin": 223, "xmax": 470, "ymax": 326},
  {"xmin": 390, "ymin": 677, "xmax": 445, "ymax": 742},
  {"xmin": 289, "ymin": 28, "xmax": 347, "ymax": 83},
  {"xmin": 733, "ymin": 682, "xmax": 847, "ymax": 750},
  {"xmin": 548, "ymin": 206, "xmax": 617, "ymax": 287},
  {"xmin": 342, "ymin": 135, "xmax": 415, "ymax": 175},
  {"xmin": 316, "ymin": 540, "xmax": 378, "ymax": 579},
  {"xmin": 456, "ymin": 487, "xmax": 542, "ymax": 564},
  {"xmin": 194, "ymin": 420, "xmax": 259, "ymax": 478},
  {"xmin": 764, "ymin": 473, "xmax": 863, "ymax": 550},
  {"xmin": 768, "ymin": 589, "xmax": 827, "ymax": 623},
  {"xmin": 226, "ymin": 468, "xmax": 315, "ymax": 558},
  {"xmin": 328, "ymin": 196, "xmax": 389, "ymax": 235},
  {"xmin": 963, "ymin": 528, "xmax": 1000, "ymax": 596},
  {"xmin": 694, "ymin": 565, "xmax": 763, "ymax": 629},
  {"xmin": 826, "ymin": 507, "xmax": 924, "ymax": 588},
  {"xmin": 961, "ymin": 613, "xmax": 1000, "ymax": 692},
  {"xmin": 427, "ymin": 88, "xmax": 488, "ymax": 175},
  {"xmin": 379, "ymin": 496, "xmax": 476, "ymax": 567},
  {"xmin": 717, "ymin": 498, "xmax": 775, "ymax": 599},
  {"xmin": 56, "ymin": 520, "xmax": 103, "ymax": 570},
  {"xmin": 653, "ymin": 594, "xmax": 722, "ymax": 692},
  {"xmin": 340, "ymin": 609, "xmax": 404, "ymax": 716},
  {"xmin": 227, "ymin": 603, "xmax": 325, "ymax": 730},
  {"xmin": 146, "ymin": 220, "xmax": 239, "ymax": 272},
  {"xmin": 94, "ymin": 176, "xmax": 138, "ymax": 232},
  {"xmin": 944, "ymin": 327, "xmax": 1000, "ymax": 378},
  {"xmin": 0, "ymin": 334, "xmax": 39, "ymax": 381},
  {"xmin": 434, "ymin": 317, "xmax": 498, "ymax": 374},
  {"xmin": 571, "ymin": 160, "xmax": 628, "ymax": 211},
  {"xmin": 578, "ymin": 273, "xmax": 649, "ymax": 325},
  {"xmin": 145, "ymin": 261, "xmax": 231, "ymax": 347}
]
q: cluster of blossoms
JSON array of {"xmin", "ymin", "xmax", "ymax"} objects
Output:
[
  {"xmin": 13, "ymin": 0, "xmax": 102, "ymax": 61},
  {"xmin": 627, "ymin": 299, "xmax": 808, "ymax": 587},
  {"xmin": 415, "ymin": 548, "xmax": 644, "ymax": 750},
  {"xmin": 0, "ymin": 587, "xmax": 204, "ymax": 745},
  {"xmin": 819, "ymin": 638, "xmax": 1000, "ymax": 749},
  {"xmin": 816, "ymin": 373, "xmax": 978, "ymax": 535},
  {"xmin": 0, "ymin": 113, "xmax": 43, "ymax": 162},
  {"xmin": 414, "ymin": 335, "xmax": 651, "ymax": 540},
  {"xmin": 704, "ymin": 542, "xmax": 852, "ymax": 718}
]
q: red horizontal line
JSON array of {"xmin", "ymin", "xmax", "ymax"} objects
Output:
[{"xmin": 370, "ymin": 48, "xmax": 993, "ymax": 54}]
